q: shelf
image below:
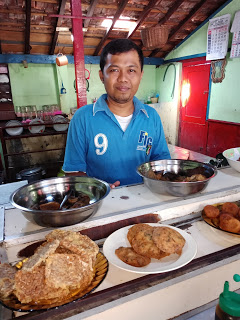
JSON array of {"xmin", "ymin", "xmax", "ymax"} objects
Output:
[{"xmin": 3, "ymin": 127, "xmax": 68, "ymax": 140}]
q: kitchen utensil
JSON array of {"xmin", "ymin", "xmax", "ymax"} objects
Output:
[
  {"xmin": 16, "ymin": 167, "xmax": 46, "ymax": 184},
  {"xmin": 5, "ymin": 120, "xmax": 23, "ymax": 136},
  {"xmin": 59, "ymin": 189, "xmax": 73, "ymax": 209},
  {"xmin": 53, "ymin": 115, "xmax": 68, "ymax": 131},
  {"xmin": 60, "ymin": 82, "xmax": 67, "ymax": 94},
  {"xmin": 10, "ymin": 176, "xmax": 110, "ymax": 227},
  {"xmin": 56, "ymin": 53, "xmax": 68, "ymax": 67},
  {"xmin": 28, "ymin": 118, "xmax": 45, "ymax": 134},
  {"xmin": 137, "ymin": 159, "xmax": 217, "ymax": 197},
  {"xmin": 223, "ymin": 147, "xmax": 240, "ymax": 173}
]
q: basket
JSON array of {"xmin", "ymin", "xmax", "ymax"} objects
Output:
[{"xmin": 141, "ymin": 25, "xmax": 169, "ymax": 50}]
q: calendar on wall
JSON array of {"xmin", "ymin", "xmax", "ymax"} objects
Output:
[
  {"xmin": 206, "ymin": 14, "xmax": 231, "ymax": 61},
  {"xmin": 230, "ymin": 10, "xmax": 240, "ymax": 58}
]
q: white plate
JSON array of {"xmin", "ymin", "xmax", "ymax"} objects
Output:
[
  {"xmin": 28, "ymin": 118, "xmax": 45, "ymax": 134},
  {"xmin": 53, "ymin": 115, "xmax": 68, "ymax": 131},
  {"xmin": 5, "ymin": 120, "xmax": 23, "ymax": 136},
  {"xmin": 103, "ymin": 223, "xmax": 197, "ymax": 274}
]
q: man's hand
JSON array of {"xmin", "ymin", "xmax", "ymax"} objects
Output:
[{"xmin": 110, "ymin": 181, "xmax": 120, "ymax": 189}]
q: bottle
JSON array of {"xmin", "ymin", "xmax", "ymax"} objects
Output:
[
  {"xmin": 147, "ymin": 96, "xmax": 151, "ymax": 104},
  {"xmin": 215, "ymin": 274, "xmax": 240, "ymax": 320}
]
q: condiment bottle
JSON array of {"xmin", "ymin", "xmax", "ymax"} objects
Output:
[{"xmin": 215, "ymin": 274, "xmax": 240, "ymax": 320}]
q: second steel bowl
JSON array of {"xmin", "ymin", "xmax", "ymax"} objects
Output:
[
  {"xmin": 10, "ymin": 176, "xmax": 110, "ymax": 227},
  {"xmin": 137, "ymin": 159, "xmax": 217, "ymax": 197}
]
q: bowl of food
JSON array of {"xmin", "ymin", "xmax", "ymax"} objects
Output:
[
  {"xmin": 223, "ymin": 147, "xmax": 240, "ymax": 173},
  {"xmin": 10, "ymin": 176, "xmax": 110, "ymax": 227},
  {"xmin": 137, "ymin": 159, "xmax": 217, "ymax": 197}
]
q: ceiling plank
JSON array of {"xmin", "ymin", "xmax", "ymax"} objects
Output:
[
  {"xmin": 24, "ymin": 0, "xmax": 31, "ymax": 54},
  {"xmin": 150, "ymin": 0, "xmax": 209, "ymax": 57},
  {"xmin": 156, "ymin": 0, "xmax": 185, "ymax": 26},
  {"xmin": 127, "ymin": 0, "xmax": 160, "ymax": 38},
  {"xmin": 84, "ymin": 0, "xmax": 99, "ymax": 29},
  {"xmin": 93, "ymin": 0, "xmax": 130, "ymax": 56},
  {"xmin": 49, "ymin": 0, "xmax": 68, "ymax": 55}
]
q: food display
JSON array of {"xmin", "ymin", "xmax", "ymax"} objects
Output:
[
  {"xmin": 147, "ymin": 167, "xmax": 208, "ymax": 182},
  {"xmin": 0, "ymin": 230, "xmax": 108, "ymax": 311},
  {"xmin": 202, "ymin": 202, "xmax": 240, "ymax": 234},
  {"xmin": 115, "ymin": 224, "xmax": 186, "ymax": 267},
  {"xmin": 31, "ymin": 192, "xmax": 90, "ymax": 211}
]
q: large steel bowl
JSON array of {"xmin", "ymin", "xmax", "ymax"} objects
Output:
[
  {"xmin": 10, "ymin": 176, "xmax": 110, "ymax": 227},
  {"xmin": 137, "ymin": 159, "xmax": 217, "ymax": 197}
]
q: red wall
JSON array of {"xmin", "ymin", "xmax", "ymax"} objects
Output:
[{"xmin": 206, "ymin": 119, "xmax": 240, "ymax": 157}]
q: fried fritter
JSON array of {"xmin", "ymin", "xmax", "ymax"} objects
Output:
[
  {"xmin": 131, "ymin": 227, "xmax": 170, "ymax": 260},
  {"xmin": 39, "ymin": 201, "xmax": 60, "ymax": 211},
  {"xmin": 222, "ymin": 202, "xmax": 239, "ymax": 217},
  {"xmin": 203, "ymin": 205, "xmax": 220, "ymax": 219},
  {"xmin": 14, "ymin": 266, "xmax": 70, "ymax": 304},
  {"xmin": 115, "ymin": 247, "xmax": 151, "ymax": 267},
  {"xmin": 152, "ymin": 226, "xmax": 186, "ymax": 255},
  {"xmin": 21, "ymin": 239, "xmax": 60, "ymax": 271},
  {"xmin": 127, "ymin": 223, "xmax": 153, "ymax": 245},
  {"xmin": 45, "ymin": 253, "xmax": 93, "ymax": 290},
  {"xmin": 0, "ymin": 263, "xmax": 17, "ymax": 298},
  {"xmin": 219, "ymin": 213, "xmax": 240, "ymax": 233}
]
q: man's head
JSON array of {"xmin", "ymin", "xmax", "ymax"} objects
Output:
[
  {"xmin": 99, "ymin": 39, "xmax": 144, "ymax": 107},
  {"xmin": 100, "ymin": 39, "xmax": 144, "ymax": 72}
]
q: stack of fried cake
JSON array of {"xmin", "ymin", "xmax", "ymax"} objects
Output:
[
  {"xmin": 115, "ymin": 224, "xmax": 186, "ymax": 268},
  {"xmin": 0, "ymin": 229, "xmax": 99, "ymax": 304}
]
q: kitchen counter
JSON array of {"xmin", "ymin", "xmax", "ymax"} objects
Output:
[{"xmin": 0, "ymin": 147, "xmax": 240, "ymax": 320}]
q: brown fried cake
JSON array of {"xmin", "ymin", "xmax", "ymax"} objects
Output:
[
  {"xmin": 115, "ymin": 247, "xmax": 151, "ymax": 267},
  {"xmin": 127, "ymin": 223, "xmax": 153, "ymax": 245},
  {"xmin": 152, "ymin": 226, "xmax": 186, "ymax": 255},
  {"xmin": 131, "ymin": 227, "xmax": 170, "ymax": 260}
]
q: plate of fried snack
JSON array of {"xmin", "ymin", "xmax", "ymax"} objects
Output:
[
  {"xmin": 103, "ymin": 223, "xmax": 197, "ymax": 274},
  {"xmin": 0, "ymin": 229, "xmax": 108, "ymax": 311},
  {"xmin": 202, "ymin": 201, "xmax": 240, "ymax": 235}
]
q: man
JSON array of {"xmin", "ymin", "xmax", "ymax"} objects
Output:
[{"xmin": 63, "ymin": 39, "xmax": 170, "ymax": 187}]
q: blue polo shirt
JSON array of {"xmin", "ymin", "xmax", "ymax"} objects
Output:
[{"xmin": 63, "ymin": 94, "xmax": 170, "ymax": 186}]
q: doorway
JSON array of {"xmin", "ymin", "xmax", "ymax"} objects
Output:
[{"xmin": 179, "ymin": 59, "xmax": 211, "ymax": 154}]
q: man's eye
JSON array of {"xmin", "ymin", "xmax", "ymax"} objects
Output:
[
  {"xmin": 110, "ymin": 68, "xmax": 118, "ymax": 72},
  {"xmin": 129, "ymin": 69, "xmax": 136, "ymax": 73}
]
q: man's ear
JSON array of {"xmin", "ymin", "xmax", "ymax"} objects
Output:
[
  {"xmin": 140, "ymin": 70, "xmax": 144, "ymax": 80},
  {"xmin": 99, "ymin": 70, "xmax": 104, "ymax": 83}
]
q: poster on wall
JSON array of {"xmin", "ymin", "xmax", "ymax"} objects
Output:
[
  {"xmin": 230, "ymin": 10, "xmax": 240, "ymax": 58},
  {"xmin": 206, "ymin": 14, "xmax": 231, "ymax": 61}
]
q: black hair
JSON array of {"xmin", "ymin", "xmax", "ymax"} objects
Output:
[{"xmin": 100, "ymin": 39, "xmax": 144, "ymax": 72}]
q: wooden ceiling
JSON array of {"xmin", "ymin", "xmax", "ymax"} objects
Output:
[{"xmin": 0, "ymin": 0, "xmax": 231, "ymax": 58}]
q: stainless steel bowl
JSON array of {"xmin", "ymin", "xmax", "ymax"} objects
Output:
[
  {"xmin": 137, "ymin": 159, "xmax": 217, "ymax": 197},
  {"xmin": 10, "ymin": 176, "xmax": 110, "ymax": 227}
]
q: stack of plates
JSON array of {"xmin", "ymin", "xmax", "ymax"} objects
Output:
[
  {"xmin": 5, "ymin": 120, "xmax": 23, "ymax": 136},
  {"xmin": 28, "ymin": 118, "xmax": 45, "ymax": 134},
  {"xmin": 52, "ymin": 115, "xmax": 68, "ymax": 131}
]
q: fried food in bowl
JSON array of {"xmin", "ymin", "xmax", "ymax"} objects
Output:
[
  {"xmin": 10, "ymin": 176, "xmax": 110, "ymax": 227},
  {"xmin": 137, "ymin": 159, "xmax": 217, "ymax": 197}
]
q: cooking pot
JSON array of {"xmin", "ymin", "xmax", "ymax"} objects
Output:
[{"xmin": 16, "ymin": 167, "xmax": 46, "ymax": 183}]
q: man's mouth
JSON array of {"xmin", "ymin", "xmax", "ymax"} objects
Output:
[{"xmin": 116, "ymin": 86, "xmax": 130, "ymax": 92}]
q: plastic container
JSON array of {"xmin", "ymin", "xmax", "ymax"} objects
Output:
[{"xmin": 215, "ymin": 274, "xmax": 240, "ymax": 320}]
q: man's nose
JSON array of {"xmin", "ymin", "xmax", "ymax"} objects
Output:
[{"xmin": 117, "ymin": 70, "xmax": 128, "ymax": 82}]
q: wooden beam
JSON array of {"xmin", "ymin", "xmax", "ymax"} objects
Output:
[
  {"xmin": 93, "ymin": 0, "xmax": 129, "ymax": 56},
  {"xmin": 150, "ymin": 0, "xmax": 209, "ymax": 57},
  {"xmin": 24, "ymin": 0, "xmax": 31, "ymax": 54},
  {"xmin": 127, "ymin": 0, "xmax": 159, "ymax": 38},
  {"xmin": 84, "ymin": 0, "xmax": 99, "ymax": 29},
  {"xmin": 49, "ymin": 0, "xmax": 68, "ymax": 55}
]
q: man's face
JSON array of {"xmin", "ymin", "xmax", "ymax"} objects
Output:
[{"xmin": 99, "ymin": 50, "xmax": 143, "ymax": 104}]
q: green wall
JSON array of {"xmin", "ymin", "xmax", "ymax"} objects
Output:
[
  {"xmin": 9, "ymin": 62, "xmax": 157, "ymax": 114},
  {"xmin": 165, "ymin": 0, "xmax": 240, "ymax": 124}
]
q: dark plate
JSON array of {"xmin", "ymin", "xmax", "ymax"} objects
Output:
[
  {"xmin": 201, "ymin": 201, "xmax": 240, "ymax": 236},
  {"xmin": 0, "ymin": 252, "xmax": 108, "ymax": 312}
]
